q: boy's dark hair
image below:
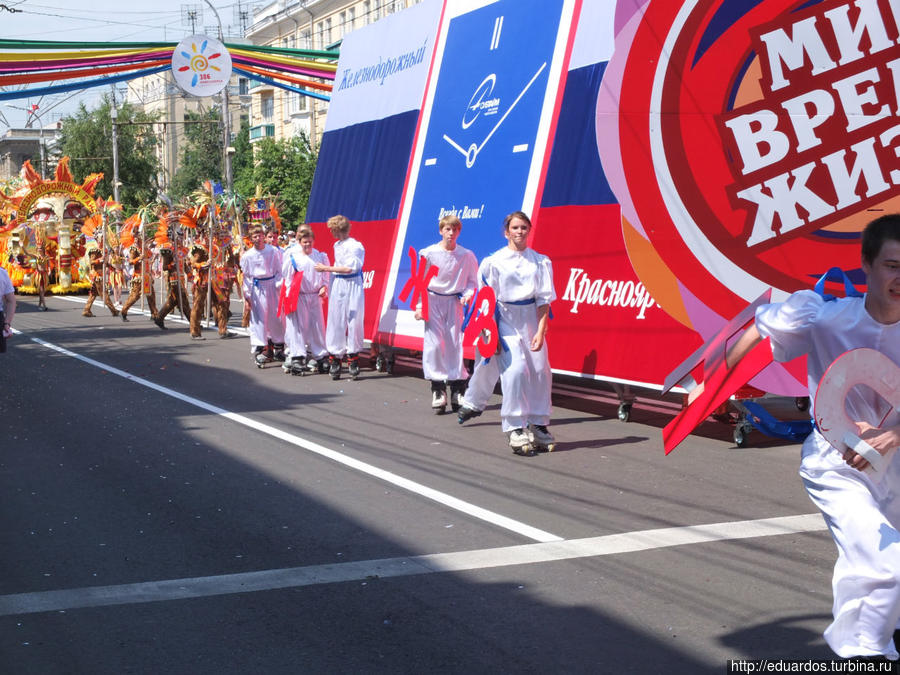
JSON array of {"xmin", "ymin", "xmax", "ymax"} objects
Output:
[
  {"xmin": 861, "ymin": 214, "xmax": 900, "ymax": 263},
  {"xmin": 503, "ymin": 211, "xmax": 532, "ymax": 231}
]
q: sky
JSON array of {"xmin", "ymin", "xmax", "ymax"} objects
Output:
[{"xmin": 0, "ymin": 0, "xmax": 252, "ymax": 129}]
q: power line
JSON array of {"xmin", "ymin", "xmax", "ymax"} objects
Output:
[{"xmin": 15, "ymin": 8, "xmax": 179, "ymax": 31}]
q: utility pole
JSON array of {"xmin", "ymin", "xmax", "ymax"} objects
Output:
[
  {"xmin": 202, "ymin": 0, "xmax": 232, "ymax": 330},
  {"xmin": 202, "ymin": 0, "xmax": 233, "ymax": 193},
  {"xmin": 111, "ymin": 87, "xmax": 121, "ymax": 203}
]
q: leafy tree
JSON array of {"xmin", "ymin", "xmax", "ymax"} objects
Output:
[
  {"xmin": 57, "ymin": 96, "xmax": 160, "ymax": 210},
  {"xmin": 169, "ymin": 109, "xmax": 223, "ymax": 200},
  {"xmin": 231, "ymin": 117, "xmax": 253, "ymax": 196},
  {"xmin": 235, "ymin": 133, "xmax": 318, "ymax": 227}
]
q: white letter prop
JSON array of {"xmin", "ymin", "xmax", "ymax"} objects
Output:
[{"xmin": 814, "ymin": 348, "xmax": 900, "ymax": 474}]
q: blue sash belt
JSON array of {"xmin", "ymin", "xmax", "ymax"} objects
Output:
[{"xmin": 429, "ymin": 289, "xmax": 463, "ymax": 298}]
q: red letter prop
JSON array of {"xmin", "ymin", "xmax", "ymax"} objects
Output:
[
  {"xmin": 662, "ymin": 291, "xmax": 774, "ymax": 454},
  {"xmin": 814, "ymin": 348, "xmax": 900, "ymax": 475},
  {"xmin": 463, "ymin": 286, "xmax": 499, "ymax": 359},
  {"xmin": 398, "ymin": 246, "xmax": 439, "ymax": 321},
  {"xmin": 277, "ymin": 270, "xmax": 303, "ymax": 318}
]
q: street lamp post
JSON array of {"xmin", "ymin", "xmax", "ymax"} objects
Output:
[
  {"xmin": 35, "ymin": 116, "xmax": 45, "ymax": 180},
  {"xmin": 111, "ymin": 96, "xmax": 121, "ymax": 203},
  {"xmin": 202, "ymin": 0, "xmax": 233, "ymax": 194},
  {"xmin": 202, "ymin": 0, "xmax": 233, "ymax": 331}
]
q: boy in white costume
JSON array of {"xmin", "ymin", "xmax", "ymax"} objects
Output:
[
  {"xmin": 280, "ymin": 226, "xmax": 329, "ymax": 375},
  {"xmin": 266, "ymin": 228, "xmax": 284, "ymax": 264},
  {"xmin": 728, "ymin": 215, "xmax": 900, "ymax": 663},
  {"xmin": 315, "ymin": 214, "xmax": 366, "ymax": 380},
  {"xmin": 415, "ymin": 215, "xmax": 478, "ymax": 413},
  {"xmin": 464, "ymin": 211, "xmax": 556, "ymax": 455},
  {"xmin": 241, "ymin": 226, "xmax": 285, "ymax": 365}
]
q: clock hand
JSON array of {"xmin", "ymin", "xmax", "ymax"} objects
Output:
[
  {"xmin": 473, "ymin": 61, "xmax": 547, "ymax": 158},
  {"xmin": 442, "ymin": 134, "xmax": 469, "ymax": 158}
]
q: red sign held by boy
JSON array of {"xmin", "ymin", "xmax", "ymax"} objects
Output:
[
  {"xmin": 398, "ymin": 245, "xmax": 439, "ymax": 321},
  {"xmin": 662, "ymin": 291, "xmax": 775, "ymax": 454},
  {"xmin": 463, "ymin": 286, "xmax": 499, "ymax": 359}
]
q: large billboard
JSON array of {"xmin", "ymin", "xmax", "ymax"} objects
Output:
[{"xmin": 308, "ymin": 0, "xmax": 888, "ymax": 391}]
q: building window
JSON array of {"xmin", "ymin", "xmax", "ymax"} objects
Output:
[
  {"xmin": 348, "ymin": 8, "xmax": 355, "ymax": 31},
  {"xmin": 325, "ymin": 18, "xmax": 332, "ymax": 45},
  {"xmin": 261, "ymin": 96, "xmax": 274, "ymax": 122},
  {"xmin": 300, "ymin": 30, "xmax": 311, "ymax": 49},
  {"xmin": 238, "ymin": 78, "xmax": 249, "ymax": 96},
  {"xmin": 289, "ymin": 91, "xmax": 307, "ymax": 114}
]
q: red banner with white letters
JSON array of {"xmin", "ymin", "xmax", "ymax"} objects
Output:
[{"xmin": 531, "ymin": 204, "xmax": 702, "ymax": 386}]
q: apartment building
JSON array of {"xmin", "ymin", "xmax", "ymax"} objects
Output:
[
  {"xmin": 0, "ymin": 126, "xmax": 59, "ymax": 182},
  {"xmin": 245, "ymin": 0, "xmax": 422, "ymax": 150},
  {"xmin": 124, "ymin": 70, "xmax": 249, "ymax": 190}
]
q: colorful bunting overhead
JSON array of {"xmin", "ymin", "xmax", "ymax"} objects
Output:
[{"xmin": 0, "ymin": 38, "xmax": 338, "ymax": 102}]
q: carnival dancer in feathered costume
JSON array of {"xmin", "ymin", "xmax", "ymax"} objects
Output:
[
  {"xmin": 188, "ymin": 240, "xmax": 230, "ymax": 339},
  {"xmin": 81, "ymin": 243, "xmax": 119, "ymax": 317},
  {"xmin": 153, "ymin": 214, "xmax": 191, "ymax": 330},
  {"xmin": 33, "ymin": 231, "xmax": 51, "ymax": 310},
  {"xmin": 119, "ymin": 214, "xmax": 158, "ymax": 321}
]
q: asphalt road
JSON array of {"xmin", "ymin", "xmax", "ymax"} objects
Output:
[{"xmin": 0, "ymin": 294, "xmax": 840, "ymax": 674}]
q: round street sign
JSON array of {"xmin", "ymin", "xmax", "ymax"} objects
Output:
[{"xmin": 172, "ymin": 34, "xmax": 233, "ymax": 97}]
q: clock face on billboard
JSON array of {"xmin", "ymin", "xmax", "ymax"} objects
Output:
[{"xmin": 382, "ymin": 0, "xmax": 575, "ymax": 336}]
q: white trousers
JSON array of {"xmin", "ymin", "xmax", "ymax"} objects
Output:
[
  {"xmin": 326, "ymin": 276, "xmax": 365, "ymax": 356},
  {"xmin": 284, "ymin": 292, "xmax": 327, "ymax": 360},
  {"xmin": 460, "ymin": 302, "xmax": 551, "ymax": 432},
  {"xmin": 801, "ymin": 435, "xmax": 900, "ymax": 659},
  {"xmin": 422, "ymin": 292, "xmax": 467, "ymax": 381},
  {"xmin": 247, "ymin": 279, "xmax": 284, "ymax": 350},
  {"xmin": 460, "ymin": 354, "xmax": 500, "ymax": 411},
  {"xmin": 494, "ymin": 303, "xmax": 551, "ymax": 432}
]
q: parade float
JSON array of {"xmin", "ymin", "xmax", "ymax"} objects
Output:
[{"xmin": 0, "ymin": 157, "xmax": 102, "ymax": 295}]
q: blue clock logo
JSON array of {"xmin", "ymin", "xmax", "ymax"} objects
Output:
[{"xmin": 462, "ymin": 74, "xmax": 498, "ymax": 129}]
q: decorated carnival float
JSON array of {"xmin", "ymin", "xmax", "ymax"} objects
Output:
[{"xmin": 0, "ymin": 157, "xmax": 101, "ymax": 297}]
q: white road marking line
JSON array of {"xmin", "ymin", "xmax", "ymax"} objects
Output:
[
  {"xmin": 52, "ymin": 295, "xmax": 250, "ymax": 336},
  {"xmin": 22, "ymin": 331, "xmax": 562, "ymax": 544},
  {"xmin": 0, "ymin": 513, "xmax": 826, "ymax": 616}
]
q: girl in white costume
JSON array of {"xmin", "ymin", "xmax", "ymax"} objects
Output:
[
  {"xmin": 315, "ymin": 214, "xmax": 366, "ymax": 380},
  {"xmin": 280, "ymin": 226, "xmax": 329, "ymax": 374},
  {"xmin": 241, "ymin": 226, "xmax": 285, "ymax": 363},
  {"xmin": 471, "ymin": 211, "xmax": 556, "ymax": 455},
  {"xmin": 729, "ymin": 215, "xmax": 900, "ymax": 662},
  {"xmin": 415, "ymin": 215, "xmax": 478, "ymax": 413}
]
